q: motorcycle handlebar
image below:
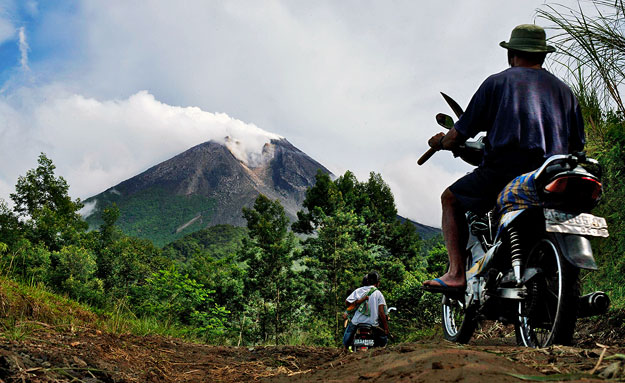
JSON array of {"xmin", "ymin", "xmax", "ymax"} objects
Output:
[
  {"xmin": 418, "ymin": 139, "xmax": 485, "ymax": 167},
  {"xmin": 417, "ymin": 146, "xmax": 439, "ymax": 166}
]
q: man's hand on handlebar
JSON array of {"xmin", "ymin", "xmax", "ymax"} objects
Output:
[
  {"xmin": 418, "ymin": 127, "xmax": 466, "ymax": 166},
  {"xmin": 428, "ymin": 132, "xmax": 446, "ymax": 150}
]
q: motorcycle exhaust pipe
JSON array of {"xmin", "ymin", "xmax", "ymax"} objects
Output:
[{"xmin": 578, "ymin": 291, "xmax": 610, "ymax": 318}]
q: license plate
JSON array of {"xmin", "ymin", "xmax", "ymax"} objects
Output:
[
  {"xmin": 354, "ymin": 338, "xmax": 374, "ymax": 347},
  {"xmin": 544, "ymin": 209, "xmax": 609, "ymax": 237}
]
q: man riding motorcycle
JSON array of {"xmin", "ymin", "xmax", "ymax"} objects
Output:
[
  {"xmin": 422, "ymin": 24, "xmax": 586, "ymax": 294},
  {"xmin": 342, "ymin": 271, "xmax": 389, "ymax": 348}
]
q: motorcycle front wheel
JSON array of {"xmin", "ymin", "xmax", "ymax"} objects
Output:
[
  {"xmin": 515, "ymin": 237, "xmax": 580, "ymax": 347},
  {"xmin": 442, "ymin": 293, "xmax": 477, "ymax": 343}
]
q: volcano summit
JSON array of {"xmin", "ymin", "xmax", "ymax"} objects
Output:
[{"xmin": 84, "ymin": 138, "xmax": 331, "ymax": 246}]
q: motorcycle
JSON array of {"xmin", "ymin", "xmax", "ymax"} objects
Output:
[
  {"xmin": 350, "ymin": 307, "xmax": 396, "ymax": 352},
  {"xmin": 352, "ymin": 324, "xmax": 376, "ymax": 351},
  {"xmin": 418, "ymin": 93, "xmax": 611, "ymax": 348}
]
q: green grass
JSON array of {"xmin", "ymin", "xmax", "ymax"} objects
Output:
[
  {"xmin": 94, "ymin": 300, "xmax": 204, "ymax": 340},
  {"xmin": 0, "ymin": 317, "xmax": 30, "ymax": 341},
  {"xmin": 0, "ymin": 278, "xmax": 96, "ymax": 327},
  {"xmin": 0, "ymin": 276, "xmax": 210, "ymax": 343},
  {"xmin": 581, "ymin": 250, "xmax": 625, "ymax": 310},
  {"xmin": 0, "ymin": 277, "xmax": 96, "ymax": 341}
]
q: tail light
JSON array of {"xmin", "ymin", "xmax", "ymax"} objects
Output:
[{"xmin": 544, "ymin": 176, "xmax": 602, "ymax": 201}]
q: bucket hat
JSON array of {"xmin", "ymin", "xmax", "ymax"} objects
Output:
[{"xmin": 500, "ymin": 24, "xmax": 556, "ymax": 53}]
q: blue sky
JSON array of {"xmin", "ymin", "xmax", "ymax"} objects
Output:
[
  {"xmin": 0, "ymin": 0, "xmax": 586, "ymax": 226},
  {"xmin": 0, "ymin": 1, "xmax": 81, "ymax": 89}
]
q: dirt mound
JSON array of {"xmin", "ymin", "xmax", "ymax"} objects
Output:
[
  {"xmin": 1, "ymin": 322, "xmax": 624, "ymax": 383},
  {"xmin": 266, "ymin": 344, "xmax": 540, "ymax": 383},
  {"xmin": 0, "ymin": 325, "xmax": 342, "ymax": 382}
]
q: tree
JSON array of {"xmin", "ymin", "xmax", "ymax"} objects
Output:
[
  {"xmin": 293, "ymin": 171, "xmax": 409, "ymax": 249},
  {"xmin": 49, "ymin": 245, "xmax": 104, "ymax": 306},
  {"xmin": 136, "ymin": 266, "xmax": 228, "ymax": 339},
  {"xmin": 0, "ymin": 238, "xmax": 51, "ymax": 283},
  {"xmin": 300, "ymin": 208, "xmax": 372, "ymax": 339},
  {"xmin": 0, "ymin": 199, "xmax": 21, "ymax": 248},
  {"xmin": 386, "ymin": 220, "xmax": 424, "ymax": 272},
  {"xmin": 292, "ymin": 170, "xmax": 342, "ymax": 234},
  {"xmin": 98, "ymin": 236, "xmax": 169, "ymax": 301},
  {"xmin": 99, "ymin": 203, "xmax": 121, "ymax": 247},
  {"xmin": 10, "ymin": 153, "xmax": 87, "ymax": 251},
  {"xmin": 239, "ymin": 194, "xmax": 297, "ymax": 344},
  {"xmin": 359, "ymin": 172, "xmax": 398, "ymax": 225},
  {"xmin": 184, "ymin": 253, "xmax": 246, "ymax": 317},
  {"xmin": 293, "ymin": 170, "xmax": 398, "ymax": 235},
  {"xmin": 293, "ymin": 170, "xmax": 425, "ymax": 341}
]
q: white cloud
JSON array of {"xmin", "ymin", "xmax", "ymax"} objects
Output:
[
  {"xmin": 1, "ymin": 0, "xmax": 585, "ymax": 224},
  {"xmin": 0, "ymin": 87, "xmax": 283, "ymax": 202},
  {"xmin": 383, "ymin": 155, "xmax": 471, "ymax": 227},
  {"xmin": 18, "ymin": 26, "xmax": 29, "ymax": 71},
  {"xmin": 61, "ymin": 1, "xmax": 558, "ymax": 179},
  {"xmin": 79, "ymin": 200, "xmax": 96, "ymax": 218}
]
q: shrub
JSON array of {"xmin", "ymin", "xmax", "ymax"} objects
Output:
[
  {"xmin": 49, "ymin": 245, "xmax": 104, "ymax": 306},
  {"xmin": 0, "ymin": 239, "xmax": 51, "ymax": 284},
  {"xmin": 135, "ymin": 267, "xmax": 229, "ymax": 338}
]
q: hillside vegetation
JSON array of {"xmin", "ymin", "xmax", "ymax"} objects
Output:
[
  {"xmin": 0, "ymin": 154, "xmax": 445, "ymax": 347},
  {"xmin": 161, "ymin": 224, "xmax": 248, "ymax": 262},
  {"xmin": 85, "ymin": 185, "xmax": 216, "ymax": 247},
  {"xmin": 0, "ymin": 0, "xmax": 624, "ymax": 352}
]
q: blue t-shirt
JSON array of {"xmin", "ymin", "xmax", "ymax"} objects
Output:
[{"xmin": 454, "ymin": 67, "xmax": 585, "ymax": 174}]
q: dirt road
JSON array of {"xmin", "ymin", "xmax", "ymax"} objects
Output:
[{"xmin": 1, "ymin": 319, "xmax": 624, "ymax": 383}]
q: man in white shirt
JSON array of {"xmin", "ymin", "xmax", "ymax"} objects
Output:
[{"xmin": 342, "ymin": 271, "xmax": 390, "ymax": 349}]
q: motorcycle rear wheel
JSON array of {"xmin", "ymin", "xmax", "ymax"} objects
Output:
[
  {"xmin": 442, "ymin": 293, "xmax": 477, "ymax": 343},
  {"xmin": 515, "ymin": 237, "xmax": 580, "ymax": 347}
]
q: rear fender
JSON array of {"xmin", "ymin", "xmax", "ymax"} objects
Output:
[
  {"xmin": 495, "ymin": 209, "xmax": 598, "ymax": 270},
  {"xmin": 550, "ymin": 232, "xmax": 598, "ymax": 270}
]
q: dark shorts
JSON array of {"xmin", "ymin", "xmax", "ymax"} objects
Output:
[{"xmin": 449, "ymin": 167, "xmax": 520, "ymax": 215}]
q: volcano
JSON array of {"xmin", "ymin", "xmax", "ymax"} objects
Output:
[{"xmin": 84, "ymin": 138, "xmax": 331, "ymax": 246}]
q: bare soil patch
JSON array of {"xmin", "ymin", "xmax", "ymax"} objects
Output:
[{"xmin": 1, "ymin": 319, "xmax": 625, "ymax": 383}]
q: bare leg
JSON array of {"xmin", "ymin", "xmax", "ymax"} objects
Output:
[{"xmin": 424, "ymin": 188, "xmax": 468, "ymax": 288}]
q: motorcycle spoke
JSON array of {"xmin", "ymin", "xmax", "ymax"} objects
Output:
[
  {"xmin": 517, "ymin": 238, "xmax": 569, "ymax": 348},
  {"xmin": 442, "ymin": 294, "xmax": 475, "ymax": 343}
]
